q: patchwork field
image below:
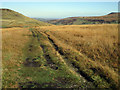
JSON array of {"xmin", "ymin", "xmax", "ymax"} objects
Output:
[{"xmin": 2, "ymin": 24, "xmax": 119, "ymax": 88}]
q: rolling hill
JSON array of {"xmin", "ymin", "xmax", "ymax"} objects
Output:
[
  {"xmin": 47, "ymin": 12, "xmax": 119, "ymax": 25},
  {"xmin": 1, "ymin": 8, "xmax": 119, "ymax": 89},
  {"xmin": 0, "ymin": 9, "xmax": 51, "ymax": 28}
]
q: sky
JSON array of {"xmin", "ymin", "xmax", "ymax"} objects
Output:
[
  {"xmin": 1, "ymin": 2, "xmax": 119, "ymax": 19},
  {"xmin": 0, "ymin": 0, "xmax": 119, "ymax": 2}
]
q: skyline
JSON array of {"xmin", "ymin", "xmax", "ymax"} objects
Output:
[{"xmin": 1, "ymin": 2, "xmax": 118, "ymax": 18}]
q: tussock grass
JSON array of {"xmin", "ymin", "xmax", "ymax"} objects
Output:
[
  {"xmin": 40, "ymin": 24, "xmax": 119, "ymax": 88},
  {"xmin": 40, "ymin": 24, "xmax": 118, "ymax": 71}
]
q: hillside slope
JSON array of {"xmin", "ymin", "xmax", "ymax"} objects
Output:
[
  {"xmin": 0, "ymin": 9, "xmax": 51, "ymax": 28},
  {"xmin": 47, "ymin": 12, "xmax": 119, "ymax": 25}
]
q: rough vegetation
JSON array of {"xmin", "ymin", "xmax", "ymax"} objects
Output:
[{"xmin": 2, "ymin": 9, "xmax": 119, "ymax": 89}]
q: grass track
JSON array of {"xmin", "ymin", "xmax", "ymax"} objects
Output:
[
  {"xmin": 17, "ymin": 28, "xmax": 93, "ymax": 88},
  {"xmin": 2, "ymin": 24, "xmax": 119, "ymax": 88}
]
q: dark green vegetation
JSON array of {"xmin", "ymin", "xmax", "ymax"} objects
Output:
[
  {"xmin": 0, "ymin": 9, "xmax": 51, "ymax": 28},
  {"xmin": 47, "ymin": 12, "xmax": 119, "ymax": 25}
]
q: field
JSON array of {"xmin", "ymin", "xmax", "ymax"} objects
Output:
[{"xmin": 2, "ymin": 24, "xmax": 119, "ymax": 88}]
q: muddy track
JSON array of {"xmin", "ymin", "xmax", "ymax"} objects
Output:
[
  {"xmin": 24, "ymin": 36, "xmax": 42, "ymax": 67},
  {"xmin": 41, "ymin": 31, "xmax": 117, "ymax": 88},
  {"xmin": 21, "ymin": 28, "xmax": 117, "ymax": 88},
  {"xmin": 24, "ymin": 57, "xmax": 41, "ymax": 67},
  {"xmin": 29, "ymin": 29, "xmax": 95, "ymax": 87},
  {"xmin": 44, "ymin": 32, "xmax": 118, "ymax": 88},
  {"xmin": 40, "ymin": 44, "xmax": 58, "ymax": 70},
  {"xmin": 43, "ymin": 32, "xmax": 95, "ymax": 86},
  {"xmin": 31, "ymin": 30, "xmax": 59, "ymax": 70}
]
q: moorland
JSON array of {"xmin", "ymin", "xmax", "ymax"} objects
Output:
[{"xmin": 1, "ymin": 9, "xmax": 119, "ymax": 89}]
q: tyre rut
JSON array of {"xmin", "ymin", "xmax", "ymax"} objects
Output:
[{"xmin": 43, "ymin": 32, "xmax": 94, "ymax": 86}]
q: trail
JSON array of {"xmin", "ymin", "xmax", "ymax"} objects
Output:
[
  {"xmin": 23, "ymin": 28, "xmax": 94, "ymax": 88},
  {"xmin": 43, "ymin": 31, "xmax": 94, "ymax": 87},
  {"xmin": 42, "ymin": 31, "xmax": 117, "ymax": 88},
  {"xmin": 21, "ymin": 28, "xmax": 116, "ymax": 88}
]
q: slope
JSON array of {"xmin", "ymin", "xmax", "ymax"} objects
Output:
[
  {"xmin": 0, "ymin": 9, "xmax": 51, "ymax": 28},
  {"xmin": 47, "ymin": 12, "xmax": 119, "ymax": 25}
]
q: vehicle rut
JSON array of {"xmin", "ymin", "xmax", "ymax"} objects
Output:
[{"xmin": 43, "ymin": 32, "xmax": 94, "ymax": 86}]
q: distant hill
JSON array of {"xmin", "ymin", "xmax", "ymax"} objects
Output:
[
  {"xmin": 47, "ymin": 12, "xmax": 119, "ymax": 25},
  {"xmin": 33, "ymin": 18, "xmax": 58, "ymax": 22},
  {"xmin": 33, "ymin": 18, "xmax": 48, "ymax": 22},
  {"xmin": 0, "ymin": 9, "xmax": 51, "ymax": 28}
]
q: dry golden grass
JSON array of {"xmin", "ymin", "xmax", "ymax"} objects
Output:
[
  {"xmin": 40, "ymin": 24, "xmax": 118, "ymax": 68},
  {"xmin": 2, "ymin": 24, "xmax": 119, "ymax": 88},
  {"xmin": 2, "ymin": 28, "xmax": 31, "ymax": 88},
  {"xmin": 40, "ymin": 24, "xmax": 119, "ymax": 87}
]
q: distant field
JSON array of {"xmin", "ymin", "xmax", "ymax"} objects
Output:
[{"xmin": 2, "ymin": 24, "xmax": 119, "ymax": 88}]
